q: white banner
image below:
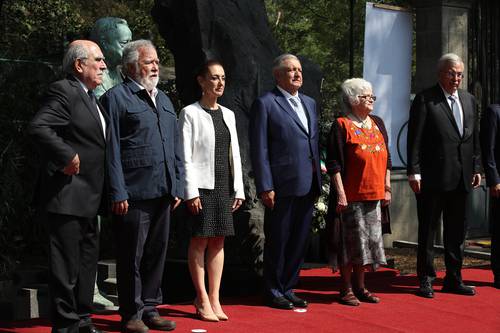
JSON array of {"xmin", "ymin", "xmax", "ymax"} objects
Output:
[{"xmin": 363, "ymin": 2, "xmax": 412, "ymax": 168}]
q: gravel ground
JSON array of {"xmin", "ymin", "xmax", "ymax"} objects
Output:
[{"xmin": 385, "ymin": 247, "xmax": 490, "ymax": 275}]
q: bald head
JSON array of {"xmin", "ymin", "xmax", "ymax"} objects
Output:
[{"xmin": 63, "ymin": 40, "xmax": 107, "ymax": 90}]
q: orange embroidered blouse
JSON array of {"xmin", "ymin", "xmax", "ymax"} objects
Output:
[{"xmin": 338, "ymin": 117, "xmax": 388, "ymax": 202}]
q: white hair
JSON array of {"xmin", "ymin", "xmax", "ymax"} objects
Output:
[
  {"xmin": 121, "ymin": 39, "xmax": 156, "ymax": 76},
  {"xmin": 62, "ymin": 43, "xmax": 89, "ymax": 75},
  {"xmin": 272, "ymin": 53, "xmax": 300, "ymax": 72},
  {"xmin": 437, "ymin": 53, "xmax": 463, "ymax": 72},
  {"xmin": 340, "ymin": 78, "xmax": 372, "ymax": 113}
]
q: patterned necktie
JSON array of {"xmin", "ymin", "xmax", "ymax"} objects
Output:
[
  {"xmin": 289, "ymin": 96, "xmax": 308, "ymax": 132},
  {"xmin": 448, "ymin": 95, "xmax": 463, "ymax": 136}
]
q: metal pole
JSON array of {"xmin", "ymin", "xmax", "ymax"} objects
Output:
[{"xmin": 349, "ymin": 0, "xmax": 355, "ymax": 77}]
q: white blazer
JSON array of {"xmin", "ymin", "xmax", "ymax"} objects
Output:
[{"xmin": 179, "ymin": 102, "xmax": 245, "ymax": 200}]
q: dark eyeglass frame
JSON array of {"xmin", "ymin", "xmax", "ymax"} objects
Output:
[
  {"xmin": 358, "ymin": 95, "xmax": 377, "ymax": 101},
  {"xmin": 445, "ymin": 70, "xmax": 464, "ymax": 79}
]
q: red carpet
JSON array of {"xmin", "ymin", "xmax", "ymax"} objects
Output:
[{"xmin": 1, "ymin": 267, "xmax": 499, "ymax": 333}]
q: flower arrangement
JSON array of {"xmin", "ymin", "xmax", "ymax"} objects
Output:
[{"xmin": 311, "ymin": 161, "xmax": 330, "ymax": 233}]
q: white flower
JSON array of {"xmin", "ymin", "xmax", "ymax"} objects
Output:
[{"xmin": 316, "ymin": 201, "xmax": 327, "ymax": 212}]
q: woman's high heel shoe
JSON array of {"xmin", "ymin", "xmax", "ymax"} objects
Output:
[
  {"xmin": 212, "ymin": 310, "xmax": 228, "ymax": 321},
  {"xmin": 193, "ymin": 299, "xmax": 219, "ymax": 322}
]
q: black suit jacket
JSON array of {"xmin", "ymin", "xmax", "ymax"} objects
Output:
[
  {"xmin": 407, "ymin": 84, "xmax": 480, "ymax": 193},
  {"xmin": 29, "ymin": 76, "xmax": 109, "ymax": 218},
  {"xmin": 480, "ymin": 103, "xmax": 500, "ymax": 187}
]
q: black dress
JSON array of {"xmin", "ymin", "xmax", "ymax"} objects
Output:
[{"xmin": 191, "ymin": 106, "xmax": 234, "ymax": 237}]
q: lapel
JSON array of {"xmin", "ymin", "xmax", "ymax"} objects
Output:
[
  {"xmin": 299, "ymin": 92, "xmax": 315, "ymax": 135},
  {"xmin": 435, "ymin": 84, "xmax": 462, "ymax": 137},
  {"xmin": 68, "ymin": 77, "xmax": 106, "ymax": 144},
  {"xmin": 273, "ymin": 88, "xmax": 309, "ymax": 135},
  {"xmin": 458, "ymin": 89, "xmax": 472, "ymax": 138},
  {"xmin": 97, "ymin": 99, "xmax": 111, "ymax": 140}
]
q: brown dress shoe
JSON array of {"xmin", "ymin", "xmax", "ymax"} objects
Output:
[
  {"xmin": 143, "ymin": 315, "xmax": 176, "ymax": 331},
  {"xmin": 122, "ymin": 319, "xmax": 149, "ymax": 333}
]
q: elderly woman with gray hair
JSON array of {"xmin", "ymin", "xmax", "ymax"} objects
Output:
[{"xmin": 326, "ymin": 78, "xmax": 391, "ymax": 306}]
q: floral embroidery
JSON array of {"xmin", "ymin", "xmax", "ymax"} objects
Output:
[{"xmin": 349, "ymin": 121, "xmax": 386, "ymax": 153}]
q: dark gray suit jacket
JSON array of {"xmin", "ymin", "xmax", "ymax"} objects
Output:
[
  {"xmin": 407, "ymin": 84, "xmax": 480, "ymax": 193},
  {"xmin": 29, "ymin": 76, "xmax": 109, "ymax": 218}
]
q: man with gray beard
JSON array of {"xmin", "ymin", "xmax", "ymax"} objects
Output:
[{"xmin": 101, "ymin": 40, "xmax": 184, "ymax": 333}]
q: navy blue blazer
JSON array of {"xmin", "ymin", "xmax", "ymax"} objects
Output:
[
  {"xmin": 480, "ymin": 104, "xmax": 500, "ymax": 187},
  {"xmin": 250, "ymin": 87, "xmax": 321, "ymax": 198},
  {"xmin": 101, "ymin": 78, "xmax": 184, "ymax": 202}
]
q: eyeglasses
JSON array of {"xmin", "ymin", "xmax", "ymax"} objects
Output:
[
  {"xmin": 358, "ymin": 95, "xmax": 377, "ymax": 101},
  {"xmin": 445, "ymin": 71, "xmax": 464, "ymax": 79}
]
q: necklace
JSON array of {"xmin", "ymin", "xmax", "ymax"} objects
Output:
[
  {"xmin": 199, "ymin": 101, "xmax": 218, "ymax": 110},
  {"xmin": 349, "ymin": 113, "xmax": 370, "ymax": 129}
]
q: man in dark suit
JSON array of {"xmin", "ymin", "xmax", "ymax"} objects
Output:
[
  {"xmin": 250, "ymin": 54, "xmax": 321, "ymax": 310},
  {"xmin": 407, "ymin": 53, "xmax": 481, "ymax": 298},
  {"xmin": 100, "ymin": 40, "xmax": 183, "ymax": 333},
  {"xmin": 479, "ymin": 103, "xmax": 500, "ymax": 289},
  {"xmin": 29, "ymin": 40, "xmax": 108, "ymax": 333}
]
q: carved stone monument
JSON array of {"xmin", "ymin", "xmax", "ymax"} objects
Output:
[{"xmin": 152, "ymin": 0, "xmax": 323, "ymax": 273}]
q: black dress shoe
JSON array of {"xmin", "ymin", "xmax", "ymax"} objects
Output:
[
  {"xmin": 417, "ymin": 280, "xmax": 434, "ymax": 298},
  {"xmin": 143, "ymin": 315, "xmax": 176, "ymax": 331},
  {"xmin": 285, "ymin": 293, "xmax": 308, "ymax": 308},
  {"xmin": 441, "ymin": 283, "xmax": 476, "ymax": 296},
  {"xmin": 79, "ymin": 325, "xmax": 106, "ymax": 333},
  {"xmin": 268, "ymin": 296, "xmax": 293, "ymax": 310}
]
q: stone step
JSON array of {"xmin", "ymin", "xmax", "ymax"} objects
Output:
[
  {"xmin": 97, "ymin": 259, "xmax": 116, "ymax": 281},
  {"xmin": 106, "ymin": 294, "xmax": 119, "ymax": 306},
  {"xmin": 101, "ymin": 277, "xmax": 117, "ymax": 296},
  {"xmin": 14, "ymin": 284, "xmax": 49, "ymax": 320}
]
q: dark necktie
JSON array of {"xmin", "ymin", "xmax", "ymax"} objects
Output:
[{"xmin": 88, "ymin": 90, "xmax": 105, "ymax": 136}]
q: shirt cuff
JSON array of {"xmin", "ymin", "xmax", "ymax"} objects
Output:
[{"xmin": 409, "ymin": 174, "xmax": 421, "ymax": 181}]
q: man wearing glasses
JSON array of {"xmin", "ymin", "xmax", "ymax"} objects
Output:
[
  {"xmin": 29, "ymin": 40, "xmax": 108, "ymax": 333},
  {"xmin": 407, "ymin": 53, "xmax": 481, "ymax": 299}
]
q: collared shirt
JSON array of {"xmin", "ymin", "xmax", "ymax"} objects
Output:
[
  {"xmin": 128, "ymin": 77, "xmax": 158, "ymax": 107},
  {"xmin": 74, "ymin": 77, "xmax": 106, "ymax": 138},
  {"xmin": 439, "ymin": 84, "xmax": 464, "ymax": 136},
  {"xmin": 276, "ymin": 85, "xmax": 309, "ymax": 133}
]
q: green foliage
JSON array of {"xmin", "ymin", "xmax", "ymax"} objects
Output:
[
  {"xmin": 0, "ymin": 0, "xmax": 174, "ymax": 279},
  {"xmin": 264, "ymin": 0, "xmax": 410, "ymax": 120},
  {"xmin": 0, "ymin": 0, "xmax": 173, "ymax": 64},
  {"xmin": 1, "ymin": 0, "xmax": 85, "ymax": 60}
]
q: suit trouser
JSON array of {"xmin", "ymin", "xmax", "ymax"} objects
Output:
[
  {"xmin": 490, "ymin": 197, "xmax": 500, "ymax": 280},
  {"xmin": 47, "ymin": 213, "xmax": 99, "ymax": 333},
  {"xmin": 114, "ymin": 196, "xmax": 171, "ymax": 322},
  {"xmin": 416, "ymin": 188, "xmax": 468, "ymax": 284},
  {"xmin": 263, "ymin": 188, "xmax": 316, "ymax": 299}
]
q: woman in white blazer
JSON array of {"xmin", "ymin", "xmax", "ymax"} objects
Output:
[{"xmin": 178, "ymin": 60, "xmax": 244, "ymax": 322}]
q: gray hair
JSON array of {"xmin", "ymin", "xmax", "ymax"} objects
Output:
[
  {"xmin": 89, "ymin": 17, "xmax": 129, "ymax": 43},
  {"xmin": 121, "ymin": 39, "xmax": 156, "ymax": 76},
  {"xmin": 62, "ymin": 43, "xmax": 89, "ymax": 75},
  {"xmin": 272, "ymin": 53, "xmax": 300, "ymax": 72},
  {"xmin": 340, "ymin": 78, "xmax": 372, "ymax": 113},
  {"xmin": 437, "ymin": 53, "xmax": 463, "ymax": 72}
]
